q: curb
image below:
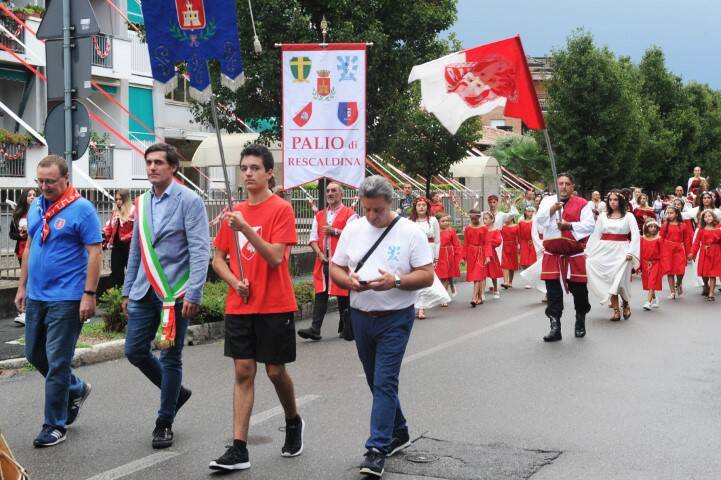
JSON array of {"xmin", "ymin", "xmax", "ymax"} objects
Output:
[
  {"xmin": 0, "ymin": 299, "xmax": 337, "ymax": 371},
  {"xmin": 0, "ymin": 321, "xmax": 227, "ymax": 371}
]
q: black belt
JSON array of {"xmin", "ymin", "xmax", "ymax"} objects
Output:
[{"xmin": 352, "ymin": 307, "xmax": 407, "ymax": 318}]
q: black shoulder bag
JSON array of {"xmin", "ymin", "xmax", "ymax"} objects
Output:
[{"xmin": 340, "ymin": 215, "xmax": 401, "ymax": 342}]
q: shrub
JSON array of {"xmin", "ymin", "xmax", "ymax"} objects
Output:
[
  {"xmin": 193, "ymin": 281, "xmax": 227, "ymax": 325},
  {"xmin": 99, "ymin": 287, "xmax": 126, "ymax": 333},
  {"xmin": 294, "ymin": 281, "xmax": 315, "ymax": 306}
]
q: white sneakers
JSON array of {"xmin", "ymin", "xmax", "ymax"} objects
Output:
[
  {"xmin": 642, "ymin": 301, "xmax": 652, "ymax": 311},
  {"xmin": 13, "ymin": 313, "xmax": 25, "ymax": 326},
  {"xmin": 643, "ymin": 298, "xmax": 660, "ymax": 310}
]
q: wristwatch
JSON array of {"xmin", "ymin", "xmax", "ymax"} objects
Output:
[{"xmin": 394, "ymin": 274, "xmax": 401, "ymax": 289}]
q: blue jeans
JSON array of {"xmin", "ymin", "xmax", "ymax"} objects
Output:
[
  {"xmin": 125, "ymin": 290, "xmax": 188, "ymax": 420},
  {"xmin": 351, "ymin": 305, "xmax": 414, "ymax": 452},
  {"xmin": 25, "ymin": 299, "xmax": 86, "ymax": 430}
]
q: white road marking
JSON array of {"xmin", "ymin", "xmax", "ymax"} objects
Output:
[
  {"xmin": 250, "ymin": 394, "xmax": 321, "ymax": 425},
  {"xmin": 357, "ymin": 307, "xmax": 542, "ymax": 377},
  {"xmin": 84, "ymin": 452, "xmax": 179, "ymax": 480},
  {"xmin": 84, "ymin": 394, "xmax": 321, "ymax": 480}
]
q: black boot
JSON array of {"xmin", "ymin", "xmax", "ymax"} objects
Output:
[
  {"xmin": 574, "ymin": 313, "xmax": 586, "ymax": 338},
  {"xmin": 543, "ymin": 316, "xmax": 562, "ymax": 342},
  {"xmin": 297, "ymin": 327, "xmax": 321, "ymax": 341}
]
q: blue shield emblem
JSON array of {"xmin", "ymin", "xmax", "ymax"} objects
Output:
[{"xmin": 337, "ymin": 102, "xmax": 359, "ymax": 127}]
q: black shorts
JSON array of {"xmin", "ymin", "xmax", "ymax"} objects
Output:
[{"xmin": 224, "ymin": 312, "xmax": 296, "ymax": 364}]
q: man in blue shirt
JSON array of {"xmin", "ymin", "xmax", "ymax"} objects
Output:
[
  {"xmin": 122, "ymin": 143, "xmax": 209, "ymax": 449},
  {"xmin": 15, "ymin": 155, "xmax": 102, "ymax": 447}
]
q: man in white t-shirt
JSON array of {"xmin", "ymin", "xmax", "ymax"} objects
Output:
[{"xmin": 331, "ymin": 176, "xmax": 433, "ymax": 478}]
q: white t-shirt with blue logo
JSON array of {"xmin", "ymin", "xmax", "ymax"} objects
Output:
[{"xmin": 333, "ymin": 215, "xmax": 433, "ymax": 311}]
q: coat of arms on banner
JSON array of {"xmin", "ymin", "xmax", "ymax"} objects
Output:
[
  {"xmin": 313, "ymin": 70, "xmax": 336, "ymax": 100},
  {"xmin": 176, "ymin": 0, "xmax": 206, "ymax": 29},
  {"xmin": 140, "ymin": 0, "xmax": 243, "ymax": 100},
  {"xmin": 290, "ymin": 57, "xmax": 312, "ymax": 82},
  {"xmin": 293, "ymin": 102, "xmax": 313, "ymax": 127},
  {"xmin": 337, "ymin": 102, "xmax": 358, "ymax": 126},
  {"xmin": 337, "ymin": 56, "xmax": 358, "ymax": 81}
]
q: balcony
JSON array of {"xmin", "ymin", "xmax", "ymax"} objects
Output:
[
  {"xmin": 0, "ymin": 144, "xmax": 26, "ymax": 177},
  {"xmin": 91, "ymin": 34, "xmax": 113, "ymax": 68},
  {"xmin": 0, "ymin": 17, "xmax": 25, "ymax": 54},
  {"xmin": 89, "ymin": 145, "xmax": 114, "ymax": 179}
]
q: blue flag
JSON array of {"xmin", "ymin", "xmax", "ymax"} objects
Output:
[{"xmin": 141, "ymin": 0, "xmax": 244, "ymax": 98}]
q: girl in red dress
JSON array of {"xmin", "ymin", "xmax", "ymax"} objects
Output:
[
  {"xmin": 436, "ymin": 214, "xmax": 463, "ymax": 300},
  {"xmin": 633, "ymin": 193, "xmax": 656, "ymax": 232},
  {"xmin": 483, "ymin": 211, "xmax": 503, "ymax": 299},
  {"xmin": 660, "ymin": 205, "xmax": 693, "ymax": 299},
  {"xmin": 688, "ymin": 209, "xmax": 721, "ymax": 301},
  {"xmin": 640, "ymin": 221, "xmax": 663, "ymax": 310},
  {"xmin": 500, "ymin": 215, "xmax": 520, "ymax": 289},
  {"xmin": 463, "ymin": 208, "xmax": 489, "ymax": 306}
]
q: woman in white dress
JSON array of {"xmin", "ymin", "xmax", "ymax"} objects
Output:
[
  {"xmin": 411, "ymin": 197, "xmax": 441, "ymax": 319},
  {"xmin": 586, "ymin": 190, "xmax": 640, "ymax": 321}
]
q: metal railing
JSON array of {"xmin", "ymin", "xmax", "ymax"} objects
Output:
[
  {"xmin": 0, "ymin": 17, "xmax": 24, "ymax": 54},
  {"xmin": 0, "ymin": 144, "xmax": 26, "ymax": 177},
  {"xmin": 89, "ymin": 146, "xmax": 114, "ymax": 179},
  {"xmin": 0, "ymin": 186, "xmax": 485, "ymax": 279},
  {"xmin": 91, "ymin": 34, "xmax": 112, "ymax": 68}
]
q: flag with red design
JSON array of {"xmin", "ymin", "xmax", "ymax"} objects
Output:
[{"xmin": 408, "ymin": 36, "xmax": 545, "ymax": 134}]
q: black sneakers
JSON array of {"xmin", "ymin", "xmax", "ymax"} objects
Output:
[
  {"xmin": 152, "ymin": 418, "xmax": 174, "ymax": 449},
  {"xmin": 67, "ymin": 382, "xmax": 92, "ymax": 426},
  {"xmin": 386, "ymin": 429, "xmax": 411, "ymax": 457},
  {"xmin": 176, "ymin": 386, "xmax": 192, "ymax": 414},
  {"xmin": 297, "ymin": 328, "xmax": 322, "ymax": 341},
  {"xmin": 360, "ymin": 448, "xmax": 385, "ymax": 477},
  {"xmin": 209, "ymin": 445, "xmax": 251, "ymax": 471},
  {"xmin": 281, "ymin": 416, "xmax": 305, "ymax": 457}
]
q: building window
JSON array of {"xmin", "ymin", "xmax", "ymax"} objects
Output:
[
  {"xmin": 490, "ymin": 119, "xmax": 506, "ymax": 129},
  {"xmin": 127, "ymin": 0, "xmax": 144, "ymax": 24},
  {"xmin": 165, "ymin": 73, "xmax": 190, "ymax": 104}
]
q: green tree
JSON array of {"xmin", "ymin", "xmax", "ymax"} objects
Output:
[
  {"xmin": 384, "ymin": 88, "xmax": 480, "ymax": 198},
  {"xmin": 489, "ymin": 135, "xmax": 549, "ymax": 186},
  {"xmin": 191, "ymin": 0, "xmax": 458, "ymax": 154},
  {"xmin": 545, "ymin": 31, "xmax": 643, "ymax": 194}
]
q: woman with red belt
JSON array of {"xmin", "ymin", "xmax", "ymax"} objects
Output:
[
  {"xmin": 660, "ymin": 205, "xmax": 693, "ymax": 299},
  {"xmin": 102, "ymin": 189, "xmax": 134, "ymax": 288},
  {"xmin": 586, "ymin": 191, "xmax": 640, "ymax": 321},
  {"xmin": 410, "ymin": 197, "xmax": 440, "ymax": 319}
]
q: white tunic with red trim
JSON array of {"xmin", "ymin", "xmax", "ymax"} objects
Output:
[{"xmin": 536, "ymin": 195, "xmax": 595, "ymax": 284}]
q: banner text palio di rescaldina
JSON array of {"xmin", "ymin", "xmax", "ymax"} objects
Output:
[{"xmin": 282, "ymin": 43, "xmax": 366, "ymax": 189}]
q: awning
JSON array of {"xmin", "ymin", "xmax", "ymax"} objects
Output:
[
  {"xmin": 191, "ymin": 133, "xmax": 281, "ymax": 167},
  {"xmin": 0, "ymin": 65, "xmax": 28, "ymax": 83},
  {"xmin": 450, "ymin": 153, "xmax": 498, "ymax": 178}
]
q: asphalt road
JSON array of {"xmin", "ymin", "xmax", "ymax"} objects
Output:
[{"xmin": 2, "ymin": 278, "xmax": 721, "ymax": 480}]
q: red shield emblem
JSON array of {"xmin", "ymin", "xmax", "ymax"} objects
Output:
[
  {"xmin": 175, "ymin": 0, "xmax": 206, "ymax": 30},
  {"xmin": 293, "ymin": 102, "xmax": 313, "ymax": 127},
  {"xmin": 316, "ymin": 70, "xmax": 331, "ymax": 97}
]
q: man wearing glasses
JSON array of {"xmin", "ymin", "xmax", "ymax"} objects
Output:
[
  {"xmin": 298, "ymin": 181, "xmax": 357, "ymax": 341},
  {"xmin": 15, "ymin": 155, "xmax": 102, "ymax": 447}
]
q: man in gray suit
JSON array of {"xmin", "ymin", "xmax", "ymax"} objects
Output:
[{"xmin": 122, "ymin": 143, "xmax": 210, "ymax": 449}]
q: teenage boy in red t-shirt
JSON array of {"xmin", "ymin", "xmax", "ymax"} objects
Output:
[{"xmin": 208, "ymin": 144, "xmax": 303, "ymax": 471}]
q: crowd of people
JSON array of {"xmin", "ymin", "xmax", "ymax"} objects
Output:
[{"xmin": 12, "ymin": 143, "xmax": 720, "ymax": 478}]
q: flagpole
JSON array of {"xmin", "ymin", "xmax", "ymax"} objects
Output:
[
  {"xmin": 542, "ymin": 128, "xmax": 564, "ymax": 222},
  {"xmin": 209, "ymin": 92, "xmax": 247, "ymax": 301}
]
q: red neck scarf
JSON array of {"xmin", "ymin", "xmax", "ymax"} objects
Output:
[{"xmin": 41, "ymin": 185, "xmax": 81, "ymax": 243}]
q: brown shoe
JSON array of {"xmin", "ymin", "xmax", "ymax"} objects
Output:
[{"xmin": 610, "ymin": 308, "xmax": 621, "ymax": 321}]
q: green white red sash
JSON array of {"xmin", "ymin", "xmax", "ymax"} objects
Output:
[{"xmin": 136, "ymin": 192, "xmax": 190, "ymax": 349}]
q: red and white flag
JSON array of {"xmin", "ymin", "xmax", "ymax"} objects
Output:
[{"xmin": 408, "ymin": 36, "xmax": 545, "ymax": 134}]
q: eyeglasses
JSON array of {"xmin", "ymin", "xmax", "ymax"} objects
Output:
[{"xmin": 35, "ymin": 178, "xmax": 62, "ymax": 186}]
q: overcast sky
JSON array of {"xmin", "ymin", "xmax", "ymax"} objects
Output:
[{"xmin": 447, "ymin": 0, "xmax": 720, "ymax": 89}]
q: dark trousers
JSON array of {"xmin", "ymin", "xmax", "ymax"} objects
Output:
[
  {"xmin": 545, "ymin": 280, "xmax": 590, "ymax": 319},
  {"xmin": 124, "ymin": 290, "xmax": 188, "ymax": 420},
  {"xmin": 311, "ymin": 262, "xmax": 350, "ymax": 332},
  {"xmin": 25, "ymin": 299, "xmax": 86, "ymax": 429},
  {"xmin": 351, "ymin": 305, "xmax": 413, "ymax": 452},
  {"xmin": 109, "ymin": 241, "xmax": 130, "ymax": 289}
]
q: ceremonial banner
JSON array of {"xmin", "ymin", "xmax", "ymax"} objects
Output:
[
  {"xmin": 140, "ymin": 0, "xmax": 244, "ymax": 99},
  {"xmin": 282, "ymin": 44, "xmax": 366, "ymax": 189},
  {"xmin": 408, "ymin": 36, "xmax": 545, "ymax": 134}
]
